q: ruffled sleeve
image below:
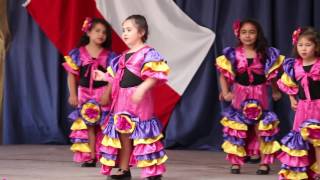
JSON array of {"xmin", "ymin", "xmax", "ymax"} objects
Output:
[
  {"xmin": 265, "ymin": 47, "xmax": 285, "ymax": 80},
  {"xmin": 62, "ymin": 48, "xmax": 81, "ymax": 76},
  {"xmin": 105, "ymin": 53, "xmax": 121, "ymax": 83},
  {"xmin": 215, "ymin": 47, "xmax": 236, "ymax": 82},
  {"xmin": 277, "ymin": 58, "xmax": 299, "ymax": 95},
  {"xmin": 141, "ymin": 48, "xmax": 170, "ymax": 82}
]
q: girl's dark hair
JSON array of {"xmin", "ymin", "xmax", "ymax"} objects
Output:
[
  {"xmin": 238, "ymin": 19, "xmax": 269, "ymax": 60},
  {"xmin": 293, "ymin": 27, "xmax": 320, "ymax": 58},
  {"xmin": 77, "ymin": 18, "xmax": 112, "ymax": 49},
  {"xmin": 124, "ymin": 15, "xmax": 149, "ymax": 43}
]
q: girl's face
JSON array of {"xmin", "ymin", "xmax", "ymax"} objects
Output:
[
  {"xmin": 297, "ymin": 36, "xmax": 316, "ymax": 60},
  {"xmin": 122, "ymin": 19, "xmax": 144, "ymax": 47},
  {"xmin": 87, "ymin": 23, "xmax": 107, "ymax": 45},
  {"xmin": 239, "ymin": 23, "xmax": 257, "ymax": 47}
]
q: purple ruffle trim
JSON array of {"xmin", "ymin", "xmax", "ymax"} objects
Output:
[
  {"xmin": 70, "ymin": 138, "xmax": 88, "ymax": 143},
  {"xmin": 281, "ymin": 130, "xmax": 309, "ymax": 150},
  {"xmin": 222, "ymin": 107, "xmax": 246, "ymax": 124},
  {"xmin": 281, "ymin": 164, "xmax": 307, "ymax": 172},
  {"xmin": 261, "ymin": 111, "xmax": 278, "ymax": 125},
  {"xmin": 101, "ymin": 152, "xmax": 117, "ymax": 161},
  {"xmin": 144, "ymin": 48, "xmax": 165, "ymax": 64},
  {"xmin": 131, "ymin": 118, "xmax": 162, "ymax": 139},
  {"xmin": 223, "ymin": 135, "xmax": 246, "ymax": 146},
  {"xmin": 264, "ymin": 47, "xmax": 280, "ymax": 74},
  {"xmin": 68, "ymin": 48, "xmax": 81, "ymax": 66},
  {"xmin": 282, "ymin": 58, "xmax": 296, "ymax": 78},
  {"xmin": 300, "ymin": 118, "xmax": 320, "ymax": 128},
  {"xmin": 103, "ymin": 117, "xmax": 119, "ymax": 139},
  {"xmin": 135, "ymin": 150, "xmax": 166, "ymax": 161},
  {"xmin": 222, "ymin": 47, "xmax": 236, "ymax": 66}
]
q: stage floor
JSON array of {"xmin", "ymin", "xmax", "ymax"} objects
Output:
[{"xmin": 0, "ymin": 145, "xmax": 279, "ymax": 180}]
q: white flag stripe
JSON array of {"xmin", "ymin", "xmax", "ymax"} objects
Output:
[{"xmin": 96, "ymin": 0, "xmax": 215, "ymax": 95}]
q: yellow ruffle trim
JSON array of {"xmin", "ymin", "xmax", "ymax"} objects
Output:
[
  {"xmin": 100, "ymin": 157, "xmax": 116, "ymax": 166},
  {"xmin": 64, "ymin": 55, "xmax": 79, "ymax": 70},
  {"xmin": 259, "ymin": 141, "xmax": 281, "ymax": 154},
  {"xmin": 279, "ymin": 169, "xmax": 308, "ymax": 180},
  {"xmin": 280, "ymin": 73, "xmax": 298, "ymax": 88},
  {"xmin": 267, "ymin": 55, "xmax": 285, "ymax": 76},
  {"xmin": 70, "ymin": 143, "xmax": 91, "ymax": 153},
  {"xmin": 221, "ymin": 141, "xmax": 246, "ymax": 157},
  {"xmin": 70, "ymin": 118, "xmax": 87, "ymax": 130},
  {"xmin": 133, "ymin": 134, "xmax": 164, "ymax": 146},
  {"xmin": 136, "ymin": 155, "xmax": 168, "ymax": 168},
  {"xmin": 220, "ymin": 117, "xmax": 248, "ymax": 131},
  {"xmin": 141, "ymin": 61, "xmax": 170, "ymax": 75},
  {"xmin": 281, "ymin": 145, "xmax": 308, "ymax": 157},
  {"xmin": 101, "ymin": 136, "xmax": 121, "ymax": 149},
  {"xmin": 216, "ymin": 55, "xmax": 235, "ymax": 76},
  {"xmin": 258, "ymin": 121, "xmax": 279, "ymax": 131}
]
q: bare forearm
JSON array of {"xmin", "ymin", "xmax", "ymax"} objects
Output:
[
  {"xmin": 67, "ymin": 73, "xmax": 77, "ymax": 96},
  {"xmin": 139, "ymin": 78, "xmax": 157, "ymax": 92},
  {"xmin": 219, "ymin": 75, "xmax": 230, "ymax": 94}
]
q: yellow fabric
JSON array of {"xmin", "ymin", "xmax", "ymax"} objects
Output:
[
  {"xmin": 311, "ymin": 162, "xmax": 320, "ymax": 174},
  {"xmin": 64, "ymin": 55, "xmax": 79, "ymax": 70},
  {"xmin": 301, "ymin": 126, "xmax": 320, "ymax": 146},
  {"xmin": 220, "ymin": 117, "xmax": 248, "ymax": 131},
  {"xmin": 70, "ymin": 143, "xmax": 91, "ymax": 153},
  {"xmin": 221, "ymin": 141, "xmax": 246, "ymax": 157},
  {"xmin": 70, "ymin": 119, "xmax": 87, "ymax": 130},
  {"xmin": 216, "ymin": 55, "xmax": 235, "ymax": 76},
  {"xmin": 100, "ymin": 157, "xmax": 116, "ymax": 166},
  {"xmin": 101, "ymin": 136, "xmax": 121, "ymax": 148},
  {"xmin": 280, "ymin": 73, "xmax": 298, "ymax": 87},
  {"xmin": 259, "ymin": 141, "xmax": 281, "ymax": 154},
  {"xmin": 137, "ymin": 155, "xmax": 168, "ymax": 168},
  {"xmin": 141, "ymin": 61, "xmax": 170, "ymax": 74},
  {"xmin": 107, "ymin": 66, "xmax": 115, "ymax": 78},
  {"xmin": 267, "ymin": 55, "xmax": 285, "ymax": 76},
  {"xmin": 133, "ymin": 134, "xmax": 164, "ymax": 146},
  {"xmin": 281, "ymin": 145, "xmax": 308, "ymax": 157},
  {"xmin": 258, "ymin": 121, "xmax": 279, "ymax": 131},
  {"xmin": 278, "ymin": 169, "xmax": 308, "ymax": 180}
]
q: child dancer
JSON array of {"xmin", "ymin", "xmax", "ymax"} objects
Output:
[
  {"xmin": 63, "ymin": 17, "xmax": 116, "ymax": 167},
  {"xmin": 277, "ymin": 27, "xmax": 320, "ymax": 180},
  {"xmin": 216, "ymin": 19, "xmax": 284, "ymax": 174},
  {"xmin": 95, "ymin": 15, "xmax": 169, "ymax": 180}
]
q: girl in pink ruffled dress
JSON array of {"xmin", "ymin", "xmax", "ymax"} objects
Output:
[
  {"xmin": 277, "ymin": 27, "xmax": 320, "ymax": 180},
  {"xmin": 216, "ymin": 19, "xmax": 284, "ymax": 175},
  {"xmin": 94, "ymin": 15, "xmax": 170, "ymax": 180},
  {"xmin": 63, "ymin": 17, "xmax": 116, "ymax": 167}
]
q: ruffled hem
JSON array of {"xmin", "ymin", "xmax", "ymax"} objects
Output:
[
  {"xmin": 141, "ymin": 61, "xmax": 170, "ymax": 82},
  {"xmin": 141, "ymin": 164, "xmax": 166, "ymax": 178},
  {"xmin": 300, "ymin": 119, "xmax": 320, "ymax": 147},
  {"xmin": 277, "ymin": 75, "xmax": 298, "ymax": 95},
  {"xmin": 63, "ymin": 62, "xmax": 79, "ymax": 76}
]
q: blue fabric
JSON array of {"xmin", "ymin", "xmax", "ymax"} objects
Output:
[
  {"xmin": 165, "ymin": 0, "xmax": 320, "ymax": 150},
  {"xmin": 3, "ymin": 0, "xmax": 71, "ymax": 144}
]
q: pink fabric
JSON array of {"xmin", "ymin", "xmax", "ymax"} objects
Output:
[
  {"xmin": 259, "ymin": 128, "xmax": 280, "ymax": 137},
  {"xmin": 100, "ymin": 165, "xmax": 112, "ymax": 175},
  {"xmin": 226, "ymin": 154, "xmax": 245, "ymax": 165},
  {"xmin": 293, "ymin": 99, "xmax": 320, "ymax": 130},
  {"xmin": 73, "ymin": 152, "xmax": 91, "ymax": 163},
  {"xmin": 294, "ymin": 58, "xmax": 320, "ymax": 100},
  {"xmin": 277, "ymin": 79, "xmax": 299, "ymax": 95},
  {"xmin": 277, "ymin": 152, "xmax": 309, "ymax": 167},
  {"xmin": 246, "ymin": 135, "xmax": 260, "ymax": 156},
  {"xmin": 261, "ymin": 154, "xmax": 276, "ymax": 164},
  {"xmin": 141, "ymin": 164, "xmax": 166, "ymax": 178},
  {"xmin": 69, "ymin": 130, "xmax": 88, "ymax": 139},
  {"xmin": 223, "ymin": 127, "xmax": 247, "ymax": 139},
  {"xmin": 141, "ymin": 70, "xmax": 168, "ymax": 83},
  {"xmin": 78, "ymin": 86, "xmax": 111, "ymax": 111},
  {"xmin": 216, "ymin": 66, "xmax": 235, "ymax": 83},
  {"xmin": 307, "ymin": 129, "xmax": 320, "ymax": 139},
  {"xmin": 100, "ymin": 146, "xmax": 118, "ymax": 155},
  {"xmin": 232, "ymin": 83, "xmax": 269, "ymax": 110},
  {"xmin": 235, "ymin": 47, "xmax": 264, "ymax": 83},
  {"xmin": 62, "ymin": 63, "xmax": 80, "ymax": 76},
  {"xmin": 133, "ymin": 141, "xmax": 164, "ymax": 156}
]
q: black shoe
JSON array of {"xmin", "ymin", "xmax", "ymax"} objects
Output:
[
  {"xmin": 247, "ymin": 157, "xmax": 261, "ymax": 164},
  {"xmin": 256, "ymin": 165, "xmax": 270, "ymax": 175},
  {"xmin": 230, "ymin": 164, "xmax": 240, "ymax": 174},
  {"xmin": 144, "ymin": 175, "xmax": 162, "ymax": 180},
  {"xmin": 81, "ymin": 159, "xmax": 96, "ymax": 167},
  {"xmin": 108, "ymin": 169, "xmax": 132, "ymax": 180}
]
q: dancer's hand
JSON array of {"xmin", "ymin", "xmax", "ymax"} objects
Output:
[
  {"xmin": 289, "ymin": 96, "xmax": 298, "ymax": 111},
  {"xmin": 94, "ymin": 70, "xmax": 106, "ymax": 81},
  {"xmin": 68, "ymin": 95, "xmax": 78, "ymax": 107},
  {"xmin": 272, "ymin": 90, "xmax": 282, "ymax": 101},
  {"xmin": 222, "ymin": 91, "xmax": 234, "ymax": 102}
]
